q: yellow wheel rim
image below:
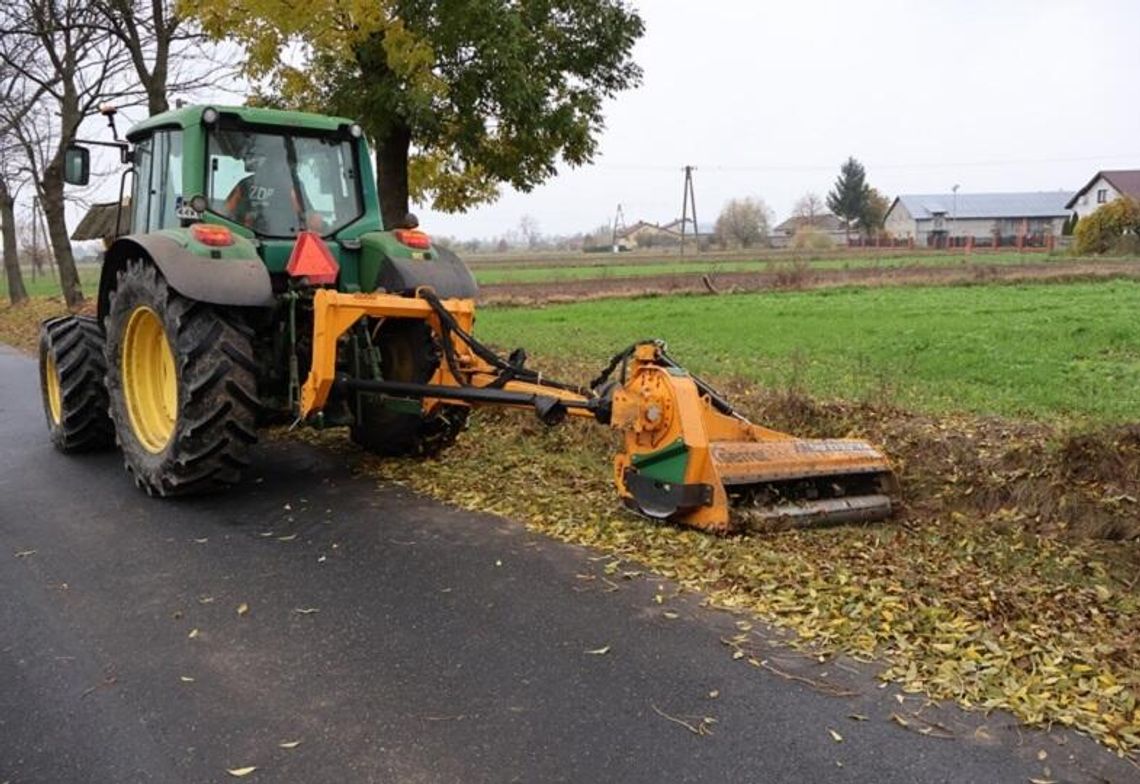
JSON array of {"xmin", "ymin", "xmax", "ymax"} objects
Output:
[
  {"xmin": 121, "ymin": 306, "xmax": 178, "ymax": 453},
  {"xmin": 45, "ymin": 353, "xmax": 63, "ymax": 426}
]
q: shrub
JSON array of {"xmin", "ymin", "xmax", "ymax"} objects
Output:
[
  {"xmin": 1073, "ymin": 197, "xmax": 1140, "ymax": 254},
  {"xmin": 791, "ymin": 225, "xmax": 833, "ymax": 251}
]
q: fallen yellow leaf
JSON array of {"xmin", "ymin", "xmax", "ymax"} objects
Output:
[
  {"xmin": 278, "ymin": 740, "xmax": 302, "ymax": 749},
  {"xmin": 226, "ymin": 766, "xmax": 257, "ymax": 777},
  {"xmin": 585, "ymin": 645, "xmax": 611, "ymax": 655},
  {"xmin": 179, "ymin": 676, "xmax": 195, "ymax": 683},
  {"xmin": 237, "ymin": 603, "xmax": 249, "ymax": 616},
  {"xmin": 828, "ymin": 728, "xmax": 843, "ymax": 743},
  {"xmin": 188, "ymin": 628, "xmax": 200, "ymax": 639}
]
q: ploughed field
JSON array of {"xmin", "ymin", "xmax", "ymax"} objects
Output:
[
  {"xmin": 464, "ymin": 248, "xmax": 1140, "ymax": 305},
  {"xmin": 466, "ymin": 250, "xmax": 1069, "ymax": 284}
]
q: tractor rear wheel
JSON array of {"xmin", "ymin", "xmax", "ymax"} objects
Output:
[
  {"xmin": 350, "ymin": 319, "xmax": 468, "ymax": 457},
  {"xmin": 103, "ymin": 260, "xmax": 259, "ymax": 495},
  {"xmin": 38, "ymin": 314, "xmax": 115, "ymax": 452}
]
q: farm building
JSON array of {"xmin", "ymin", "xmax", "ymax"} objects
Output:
[
  {"xmin": 1065, "ymin": 170, "xmax": 1140, "ymax": 220},
  {"xmin": 770, "ymin": 213, "xmax": 846, "ymax": 248},
  {"xmin": 883, "ymin": 192, "xmax": 1073, "ymax": 246},
  {"xmin": 71, "ymin": 199, "xmax": 131, "ymax": 243}
]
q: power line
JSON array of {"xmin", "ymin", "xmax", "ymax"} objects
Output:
[{"xmin": 594, "ymin": 152, "xmax": 1140, "ymax": 174}]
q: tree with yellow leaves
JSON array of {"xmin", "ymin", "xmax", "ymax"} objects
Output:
[{"xmin": 188, "ymin": 0, "xmax": 645, "ymax": 228}]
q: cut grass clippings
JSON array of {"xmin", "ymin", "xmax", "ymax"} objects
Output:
[{"xmin": 300, "ymin": 383, "xmax": 1140, "ymax": 758}]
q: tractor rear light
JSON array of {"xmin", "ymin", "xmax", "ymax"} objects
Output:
[
  {"xmin": 394, "ymin": 229, "xmax": 431, "ymax": 250},
  {"xmin": 286, "ymin": 231, "xmax": 339, "ymax": 285},
  {"xmin": 191, "ymin": 223, "xmax": 234, "ymax": 247}
]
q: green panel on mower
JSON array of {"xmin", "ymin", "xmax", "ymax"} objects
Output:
[{"xmin": 629, "ymin": 437, "xmax": 689, "ymax": 485}]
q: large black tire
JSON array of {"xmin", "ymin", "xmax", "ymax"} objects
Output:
[
  {"xmin": 349, "ymin": 319, "xmax": 468, "ymax": 457},
  {"xmin": 38, "ymin": 315, "xmax": 115, "ymax": 452},
  {"xmin": 103, "ymin": 260, "xmax": 259, "ymax": 496}
]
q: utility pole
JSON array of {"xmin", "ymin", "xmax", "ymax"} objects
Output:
[
  {"xmin": 611, "ymin": 203, "xmax": 627, "ymax": 253},
  {"xmin": 679, "ymin": 165, "xmax": 699, "ymax": 256},
  {"xmin": 951, "ymin": 183, "xmax": 960, "ymax": 246}
]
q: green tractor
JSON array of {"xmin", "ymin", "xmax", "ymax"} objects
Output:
[
  {"xmin": 40, "ymin": 104, "xmax": 896, "ymax": 533},
  {"xmin": 41, "ymin": 104, "xmax": 476, "ymax": 495}
]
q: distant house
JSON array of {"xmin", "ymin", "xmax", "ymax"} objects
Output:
[
  {"xmin": 660, "ymin": 218, "xmax": 713, "ymax": 238},
  {"xmin": 614, "ymin": 218, "xmax": 711, "ymax": 250},
  {"xmin": 883, "ymin": 192, "xmax": 1073, "ymax": 246},
  {"xmin": 1065, "ymin": 170, "xmax": 1140, "ymax": 220},
  {"xmin": 614, "ymin": 220, "xmax": 678, "ymax": 250},
  {"xmin": 770, "ymin": 213, "xmax": 846, "ymax": 248}
]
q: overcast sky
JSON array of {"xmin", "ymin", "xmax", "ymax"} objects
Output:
[
  {"xmin": 84, "ymin": 0, "xmax": 1140, "ymax": 241},
  {"xmin": 416, "ymin": 0, "xmax": 1140, "ymax": 240}
]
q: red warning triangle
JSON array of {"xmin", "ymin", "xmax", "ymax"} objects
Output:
[{"xmin": 286, "ymin": 231, "xmax": 339, "ymax": 285}]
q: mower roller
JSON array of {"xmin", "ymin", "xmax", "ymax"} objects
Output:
[{"xmin": 41, "ymin": 104, "xmax": 896, "ymax": 534}]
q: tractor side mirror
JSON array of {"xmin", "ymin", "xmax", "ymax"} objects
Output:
[{"xmin": 63, "ymin": 145, "xmax": 90, "ymax": 186}]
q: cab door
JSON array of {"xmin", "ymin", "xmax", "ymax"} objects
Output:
[{"xmin": 130, "ymin": 129, "xmax": 184, "ymax": 234}]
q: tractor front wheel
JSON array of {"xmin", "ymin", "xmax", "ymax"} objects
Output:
[{"xmin": 103, "ymin": 260, "xmax": 259, "ymax": 495}]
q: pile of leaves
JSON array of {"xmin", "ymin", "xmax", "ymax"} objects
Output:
[
  {"xmin": 0, "ymin": 298, "xmax": 71, "ymax": 353},
  {"xmin": 309, "ymin": 376, "xmax": 1139, "ymax": 756}
]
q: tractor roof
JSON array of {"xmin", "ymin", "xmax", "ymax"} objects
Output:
[{"xmin": 127, "ymin": 105, "xmax": 356, "ymax": 140}]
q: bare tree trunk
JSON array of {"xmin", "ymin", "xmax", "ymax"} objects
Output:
[
  {"xmin": 39, "ymin": 163, "xmax": 83, "ymax": 307},
  {"xmin": 375, "ymin": 121, "xmax": 411, "ymax": 231},
  {"xmin": 0, "ymin": 178, "xmax": 28, "ymax": 304}
]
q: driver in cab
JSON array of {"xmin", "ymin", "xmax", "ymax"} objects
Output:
[{"xmin": 218, "ymin": 137, "xmax": 324, "ymax": 234}]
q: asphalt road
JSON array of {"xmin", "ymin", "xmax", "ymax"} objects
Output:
[{"xmin": 1, "ymin": 346, "xmax": 1134, "ymax": 784}]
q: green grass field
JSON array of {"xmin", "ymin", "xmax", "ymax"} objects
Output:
[
  {"xmin": 0, "ymin": 265, "xmax": 101, "ymax": 299},
  {"xmin": 468, "ymin": 251, "xmax": 1081, "ymax": 285},
  {"xmin": 476, "ymin": 280, "xmax": 1140, "ymax": 423}
]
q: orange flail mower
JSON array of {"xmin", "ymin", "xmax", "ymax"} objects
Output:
[{"xmin": 300, "ymin": 289, "xmax": 897, "ymax": 534}]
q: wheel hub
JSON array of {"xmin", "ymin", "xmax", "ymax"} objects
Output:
[
  {"xmin": 121, "ymin": 306, "xmax": 177, "ymax": 453},
  {"xmin": 44, "ymin": 353, "xmax": 62, "ymax": 426}
]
